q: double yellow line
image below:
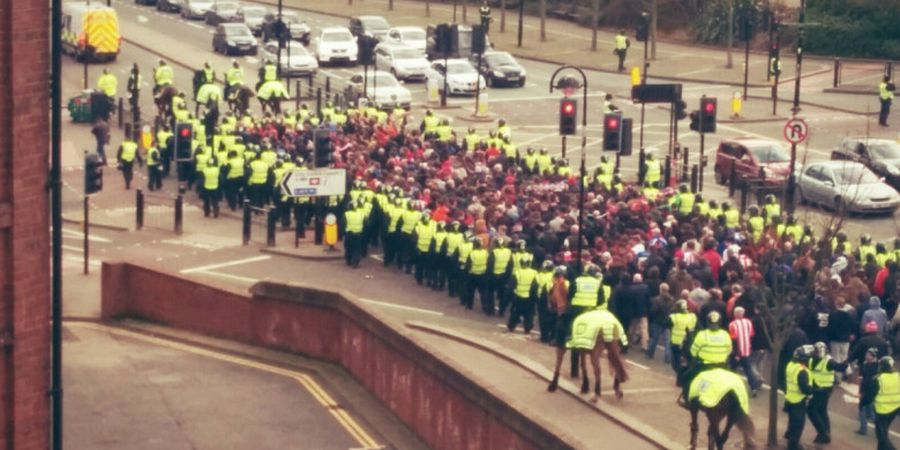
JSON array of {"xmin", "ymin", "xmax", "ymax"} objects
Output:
[{"xmin": 69, "ymin": 322, "xmax": 380, "ymax": 449}]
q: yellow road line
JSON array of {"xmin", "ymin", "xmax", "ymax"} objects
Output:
[{"xmin": 68, "ymin": 322, "xmax": 380, "ymax": 449}]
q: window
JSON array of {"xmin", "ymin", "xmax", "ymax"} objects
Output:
[{"xmin": 805, "ymin": 166, "xmax": 824, "ymax": 181}]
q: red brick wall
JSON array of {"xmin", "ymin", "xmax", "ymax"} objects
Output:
[
  {"xmin": 103, "ymin": 263, "xmax": 570, "ymax": 450},
  {"xmin": 0, "ymin": 0, "xmax": 51, "ymax": 448}
]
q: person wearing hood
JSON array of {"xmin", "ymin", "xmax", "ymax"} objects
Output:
[{"xmin": 862, "ymin": 296, "xmax": 891, "ymax": 339}]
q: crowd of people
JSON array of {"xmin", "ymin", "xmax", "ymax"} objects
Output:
[{"xmin": 112, "ymin": 59, "xmax": 900, "ymax": 449}]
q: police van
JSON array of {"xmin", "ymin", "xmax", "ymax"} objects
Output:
[{"xmin": 61, "ymin": 2, "xmax": 121, "ymax": 62}]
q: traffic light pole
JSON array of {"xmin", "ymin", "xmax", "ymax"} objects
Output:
[
  {"xmin": 699, "ymin": 131, "xmax": 705, "ymax": 192},
  {"xmin": 639, "ymin": 62, "xmax": 648, "ymax": 157},
  {"xmin": 474, "ymin": 50, "xmax": 484, "ymax": 116},
  {"xmin": 83, "ymin": 195, "xmax": 89, "ymax": 275},
  {"xmin": 785, "ymin": 0, "xmax": 805, "ymax": 216}
]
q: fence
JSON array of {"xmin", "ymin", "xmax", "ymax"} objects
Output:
[
  {"xmin": 241, "ymin": 200, "xmax": 278, "ymax": 247},
  {"xmin": 135, "ymin": 189, "xmax": 183, "ymax": 234},
  {"xmin": 832, "ymin": 57, "xmax": 897, "ymax": 89}
]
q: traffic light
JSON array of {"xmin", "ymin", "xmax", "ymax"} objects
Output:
[
  {"xmin": 471, "ymin": 24, "xmax": 486, "ymax": 55},
  {"xmin": 620, "ymin": 118, "xmax": 633, "ymax": 156},
  {"xmin": 674, "ymin": 99, "xmax": 687, "ymax": 120},
  {"xmin": 84, "ymin": 153, "xmax": 103, "ymax": 195},
  {"xmin": 689, "ymin": 110, "xmax": 700, "ymax": 132},
  {"xmin": 435, "ymin": 23, "xmax": 453, "ymax": 55},
  {"xmin": 603, "ymin": 113, "xmax": 622, "ymax": 151},
  {"xmin": 559, "ymin": 98, "xmax": 577, "ymax": 136},
  {"xmin": 314, "ymin": 129, "xmax": 333, "ymax": 168},
  {"xmin": 636, "ymin": 13, "xmax": 649, "ymax": 42},
  {"xmin": 700, "ymin": 97, "xmax": 717, "ymax": 133},
  {"xmin": 174, "ymin": 123, "xmax": 193, "ymax": 161}
]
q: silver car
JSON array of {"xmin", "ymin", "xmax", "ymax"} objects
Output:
[
  {"xmin": 259, "ymin": 41, "xmax": 318, "ymax": 77},
  {"xmin": 797, "ymin": 160, "xmax": 900, "ymax": 215}
]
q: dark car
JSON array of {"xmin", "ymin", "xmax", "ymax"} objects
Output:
[
  {"xmin": 237, "ymin": 5, "xmax": 267, "ymax": 36},
  {"xmin": 135, "ymin": 0, "xmax": 157, "ymax": 6},
  {"xmin": 831, "ymin": 138, "xmax": 900, "ymax": 189},
  {"xmin": 349, "ymin": 15, "xmax": 390, "ymax": 41},
  {"xmin": 212, "ymin": 23, "xmax": 258, "ymax": 56},
  {"xmin": 205, "ymin": 1, "xmax": 241, "ymax": 26},
  {"xmin": 472, "ymin": 50, "xmax": 525, "ymax": 87},
  {"xmin": 261, "ymin": 11, "xmax": 311, "ymax": 45},
  {"xmin": 156, "ymin": 0, "xmax": 179, "ymax": 13}
]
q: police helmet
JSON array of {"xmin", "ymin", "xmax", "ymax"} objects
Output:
[
  {"xmin": 520, "ymin": 254, "xmax": 533, "ymax": 266},
  {"xmin": 861, "ymin": 233, "xmax": 872, "ymax": 244},
  {"xmin": 793, "ymin": 345, "xmax": 811, "ymax": 361},
  {"xmin": 707, "ymin": 311, "xmax": 721, "ymax": 326},
  {"xmin": 472, "ymin": 238, "xmax": 483, "ymax": 249},
  {"xmin": 748, "ymin": 205, "xmax": 759, "ymax": 215},
  {"xmin": 722, "ymin": 202, "xmax": 731, "ymax": 210},
  {"xmin": 676, "ymin": 299, "xmax": 688, "ymax": 312},
  {"xmin": 709, "ymin": 200, "xmax": 718, "ymax": 208},
  {"xmin": 541, "ymin": 260, "xmax": 555, "ymax": 270},
  {"xmin": 814, "ymin": 342, "xmax": 827, "ymax": 359},
  {"xmin": 678, "ymin": 184, "xmax": 688, "ymax": 193},
  {"xmin": 540, "ymin": 148, "xmax": 548, "ymax": 154},
  {"xmin": 517, "ymin": 239, "xmax": 527, "ymax": 251},
  {"xmin": 527, "ymin": 147, "xmax": 535, "ymax": 154},
  {"xmin": 765, "ymin": 194, "xmax": 776, "ymax": 203},
  {"xmin": 451, "ymin": 220, "xmax": 461, "ymax": 231},
  {"xmin": 695, "ymin": 193, "xmax": 703, "ymax": 202},
  {"xmin": 880, "ymin": 356, "xmax": 896, "ymax": 373},
  {"xmin": 554, "ymin": 265, "xmax": 568, "ymax": 276},
  {"xmin": 601, "ymin": 155, "xmax": 609, "ymax": 163},
  {"xmin": 586, "ymin": 264, "xmax": 601, "ymax": 277},
  {"xmin": 836, "ymin": 231, "xmax": 847, "ymax": 241}
]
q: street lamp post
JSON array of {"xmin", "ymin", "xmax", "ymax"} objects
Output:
[
  {"xmin": 785, "ymin": 0, "xmax": 805, "ymax": 216},
  {"xmin": 549, "ymin": 66, "xmax": 589, "ymax": 380},
  {"xmin": 516, "ymin": 0, "xmax": 524, "ymax": 47}
]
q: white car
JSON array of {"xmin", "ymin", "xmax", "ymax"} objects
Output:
[
  {"xmin": 349, "ymin": 71, "xmax": 412, "ymax": 110},
  {"xmin": 260, "ymin": 41, "xmax": 318, "ymax": 77},
  {"xmin": 374, "ymin": 43, "xmax": 429, "ymax": 82},
  {"xmin": 314, "ymin": 27, "xmax": 358, "ymax": 66},
  {"xmin": 385, "ymin": 26, "xmax": 426, "ymax": 53},
  {"xmin": 179, "ymin": 0, "xmax": 212, "ymax": 20},
  {"xmin": 425, "ymin": 59, "xmax": 486, "ymax": 96}
]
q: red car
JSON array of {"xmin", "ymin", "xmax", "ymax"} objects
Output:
[{"xmin": 714, "ymin": 137, "xmax": 793, "ymax": 186}]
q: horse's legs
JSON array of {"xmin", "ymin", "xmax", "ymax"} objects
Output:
[
  {"xmin": 548, "ymin": 348, "xmax": 565, "ymax": 392},
  {"xmin": 689, "ymin": 407, "xmax": 699, "ymax": 450},
  {"xmin": 590, "ymin": 346, "xmax": 602, "ymax": 402},
  {"xmin": 579, "ymin": 351, "xmax": 590, "ymax": 394}
]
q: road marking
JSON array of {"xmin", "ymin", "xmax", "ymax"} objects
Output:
[
  {"xmin": 244, "ymin": 56, "xmax": 259, "ymax": 64},
  {"xmin": 136, "ymin": 14, "xmax": 149, "ymax": 23},
  {"xmin": 63, "ymin": 255, "xmax": 101, "ymax": 267},
  {"xmin": 625, "ymin": 359, "xmax": 650, "ymax": 370},
  {"xmin": 62, "ymin": 228, "xmax": 112, "ymax": 243},
  {"xmin": 368, "ymin": 254, "xmax": 384, "ymax": 262},
  {"xmin": 67, "ymin": 322, "xmax": 381, "ymax": 449},
  {"xmin": 62, "ymin": 244, "xmax": 84, "ymax": 253},
  {"xmin": 179, "ymin": 255, "xmax": 271, "ymax": 274},
  {"xmin": 192, "ymin": 270, "xmax": 260, "ymax": 284},
  {"xmin": 359, "ymin": 298, "xmax": 444, "ymax": 316}
]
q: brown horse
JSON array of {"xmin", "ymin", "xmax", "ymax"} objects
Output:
[
  {"xmin": 258, "ymin": 95, "xmax": 283, "ymax": 115},
  {"xmin": 686, "ymin": 369, "xmax": 756, "ymax": 450},
  {"xmin": 227, "ymin": 85, "xmax": 254, "ymax": 117},
  {"xmin": 547, "ymin": 309, "xmax": 629, "ymax": 402},
  {"xmin": 154, "ymin": 86, "xmax": 178, "ymax": 122}
]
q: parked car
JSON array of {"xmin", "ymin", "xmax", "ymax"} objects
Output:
[
  {"xmin": 349, "ymin": 15, "xmax": 390, "ymax": 41},
  {"xmin": 259, "ymin": 41, "xmax": 318, "ymax": 77},
  {"xmin": 384, "ymin": 26, "xmax": 427, "ymax": 53},
  {"xmin": 236, "ymin": 5, "xmax": 267, "ymax": 36},
  {"xmin": 314, "ymin": 27, "xmax": 358, "ymax": 66},
  {"xmin": 135, "ymin": 0, "xmax": 157, "ymax": 6},
  {"xmin": 348, "ymin": 71, "xmax": 412, "ymax": 110},
  {"xmin": 472, "ymin": 50, "xmax": 525, "ymax": 87},
  {"xmin": 714, "ymin": 137, "xmax": 793, "ymax": 186},
  {"xmin": 797, "ymin": 160, "xmax": 900, "ymax": 215},
  {"xmin": 425, "ymin": 59, "xmax": 486, "ymax": 96},
  {"xmin": 261, "ymin": 11, "xmax": 311, "ymax": 45},
  {"xmin": 156, "ymin": 0, "xmax": 180, "ymax": 13},
  {"xmin": 374, "ymin": 42, "xmax": 429, "ymax": 82},
  {"xmin": 179, "ymin": 0, "xmax": 213, "ymax": 19},
  {"xmin": 831, "ymin": 137, "xmax": 900, "ymax": 189},
  {"xmin": 204, "ymin": 1, "xmax": 241, "ymax": 26},
  {"xmin": 212, "ymin": 23, "xmax": 258, "ymax": 56}
]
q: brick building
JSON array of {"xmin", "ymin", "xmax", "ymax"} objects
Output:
[{"xmin": 0, "ymin": 0, "xmax": 52, "ymax": 448}]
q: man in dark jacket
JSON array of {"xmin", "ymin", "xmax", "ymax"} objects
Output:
[
  {"xmin": 626, "ymin": 273, "xmax": 652, "ymax": 351},
  {"xmin": 828, "ymin": 296, "xmax": 857, "ymax": 380}
]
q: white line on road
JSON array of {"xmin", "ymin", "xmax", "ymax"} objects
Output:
[
  {"xmin": 359, "ymin": 298, "xmax": 444, "ymax": 316},
  {"xmin": 193, "ymin": 270, "xmax": 260, "ymax": 284},
  {"xmin": 179, "ymin": 255, "xmax": 271, "ymax": 274},
  {"xmin": 368, "ymin": 254, "xmax": 384, "ymax": 262},
  {"xmin": 62, "ymin": 244, "xmax": 84, "ymax": 253},
  {"xmin": 136, "ymin": 15, "xmax": 148, "ymax": 23},
  {"xmin": 62, "ymin": 228, "xmax": 112, "ymax": 243},
  {"xmin": 625, "ymin": 359, "xmax": 650, "ymax": 370}
]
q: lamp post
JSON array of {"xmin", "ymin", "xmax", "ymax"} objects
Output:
[{"xmin": 516, "ymin": 0, "xmax": 524, "ymax": 47}]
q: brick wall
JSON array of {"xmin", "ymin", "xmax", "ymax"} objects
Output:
[
  {"xmin": 103, "ymin": 262, "xmax": 574, "ymax": 450},
  {"xmin": 0, "ymin": 0, "xmax": 51, "ymax": 448}
]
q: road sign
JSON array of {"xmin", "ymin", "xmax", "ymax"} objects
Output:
[
  {"xmin": 783, "ymin": 118, "xmax": 809, "ymax": 145},
  {"xmin": 280, "ymin": 168, "xmax": 347, "ymax": 197}
]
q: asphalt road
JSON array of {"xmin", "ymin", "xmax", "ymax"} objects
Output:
[{"xmin": 72, "ymin": 0, "xmax": 899, "ymax": 245}]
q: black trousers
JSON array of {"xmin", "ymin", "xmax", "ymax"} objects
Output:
[
  {"xmin": 537, "ymin": 295, "xmax": 556, "ymax": 342},
  {"xmin": 507, "ymin": 298, "xmax": 535, "ymax": 332},
  {"xmin": 616, "ymin": 49, "xmax": 627, "ymax": 71},
  {"xmin": 147, "ymin": 166, "xmax": 163, "ymax": 191},
  {"xmin": 224, "ymin": 179, "xmax": 242, "ymax": 210},
  {"xmin": 877, "ymin": 410, "xmax": 898, "ymax": 450},
  {"xmin": 463, "ymin": 274, "xmax": 487, "ymax": 310},
  {"xmin": 202, "ymin": 188, "xmax": 220, "ymax": 217},
  {"xmin": 784, "ymin": 400, "xmax": 807, "ymax": 450},
  {"xmin": 880, "ymin": 98, "xmax": 892, "ymax": 125},
  {"xmin": 120, "ymin": 162, "xmax": 134, "ymax": 189},
  {"xmin": 807, "ymin": 388, "xmax": 832, "ymax": 438},
  {"xmin": 344, "ymin": 232, "xmax": 362, "ymax": 267}
]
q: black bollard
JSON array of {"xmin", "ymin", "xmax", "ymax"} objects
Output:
[
  {"xmin": 690, "ymin": 165, "xmax": 699, "ymax": 193},
  {"xmin": 242, "ymin": 200, "xmax": 251, "ymax": 246},
  {"xmin": 174, "ymin": 194, "xmax": 183, "ymax": 235},
  {"xmin": 266, "ymin": 208, "xmax": 277, "ymax": 247},
  {"xmin": 136, "ymin": 189, "xmax": 144, "ymax": 230}
]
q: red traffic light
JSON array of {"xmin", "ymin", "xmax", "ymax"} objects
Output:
[
  {"xmin": 179, "ymin": 127, "xmax": 191, "ymax": 137},
  {"xmin": 703, "ymin": 102, "xmax": 716, "ymax": 113},
  {"xmin": 606, "ymin": 117, "xmax": 619, "ymax": 129},
  {"xmin": 561, "ymin": 101, "xmax": 576, "ymax": 115}
]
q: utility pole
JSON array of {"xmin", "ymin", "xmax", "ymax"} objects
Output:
[
  {"xmin": 650, "ymin": 0, "xmax": 657, "ymax": 60},
  {"xmin": 726, "ymin": 0, "xmax": 734, "ymax": 68},
  {"xmin": 591, "ymin": 0, "xmax": 599, "ymax": 51},
  {"xmin": 784, "ymin": 0, "xmax": 805, "ymax": 217},
  {"xmin": 516, "ymin": 0, "xmax": 524, "ymax": 47}
]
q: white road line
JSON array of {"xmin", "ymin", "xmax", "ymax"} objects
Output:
[
  {"xmin": 179, "ymin": 255, "xmax": 271, "ymax": 274},
  {"xmin": 136, "ymin": 15, "xmax": 148, "ymax": 23},
  {"xmin": 62, "ymin": 244, "xmax": 84, "ymax": 253},
  {"xmin": 359, "ymin": 298, "xmax": 444, "ymax": 316},
  {"xmin": 368, "ymin": 254, "xmax": 384, "ymax": 262},
  {"xmin": 194, "ymin": 270, "xmax": 260, "ymax": 283},
  {"xmin": 625, "ymin": 359, "xmax": 650, "ymax": 370},
  {"xmin": 64, "ymin": 255, "xmax": 101, "ymax": 267},
  {"xmin": 62, "ymin": 228, "xmax": 112, "ymax": 243}
]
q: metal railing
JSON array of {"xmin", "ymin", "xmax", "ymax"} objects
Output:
[
  {"xmin": 241, "ymin": 200, "xmax": 277, "ymax": 247},
  {"xmin": 136, "ymin": 189, "xmax": 183, "ymax": 234},
  {"xmin": 832, "ymin": 57, "xmax": 897, "ymax": 89}
]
